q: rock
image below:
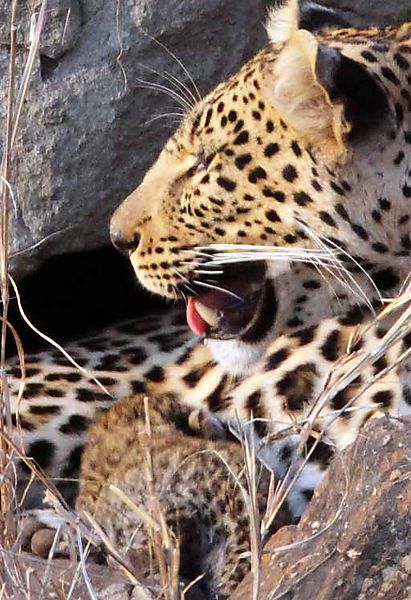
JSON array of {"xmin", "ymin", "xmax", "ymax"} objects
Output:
[
  {"xmin": 324, "ymin": 0, "xmax": 411, "ymax": 26},
  {"xmin": 0, "ymin": 554, "xmax": 130, "ymax": 598},
  {"xmin": 263, "ymin": 0, "xmax": 411, "ymax": 26},
  {"xmin": 0, "ymin": 0, "xmax": 266, "ymax": 279},
  {"xmin": 232, "ymin": 417, "xmax": 411, "ymax": 599}
]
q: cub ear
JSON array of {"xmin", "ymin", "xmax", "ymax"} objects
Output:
[{"xmin": 263, "ymin": 29, "xmax": 391, "ymax": 160}]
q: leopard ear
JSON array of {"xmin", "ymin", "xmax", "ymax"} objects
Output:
[{"xmin": 263, "ymin": 29, "xmax": 391, "ymax": 160}]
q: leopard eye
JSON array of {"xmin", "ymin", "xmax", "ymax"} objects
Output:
[
  {"xmin": 187, "ymin": 149, "xmax": 207, "ymax": 177},
  {"xmin": 194, "ymin": 149, "xmax": 208, "ymax": 170}
]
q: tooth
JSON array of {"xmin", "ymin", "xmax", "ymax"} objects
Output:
[{"xmin": 194, "ymin": 300, "xmax": 219, "ymax": 327}]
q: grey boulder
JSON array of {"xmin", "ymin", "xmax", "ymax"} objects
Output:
[{"xmin": 0, "ymin": 0, "xmax": 266, "ymax": 278}]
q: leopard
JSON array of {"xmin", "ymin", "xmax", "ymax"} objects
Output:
[
  {"xmin": 5, "ymin": 0, "xmax": 411, "ymax": 595},
  {"xmin": 108, "ymin": 0, "xmax": 411, "ymax": 513},
  {"xmin": 76, "ymin": 393, "xmax": 278, "ymax": 598}
]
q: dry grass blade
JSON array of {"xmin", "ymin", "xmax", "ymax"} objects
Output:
[
  {"xmin": 9, "ymin": 275, "xmax": 112, "ymax": 397},
  {"xmin": 1, "ymin": 1, "xmax": 51, "ymax": 582},
  {"xmin": 311, "ymin": 289, "xmax": 411, "ymax": 422},
  {"xmin": 234, "ymin": 414, "xmax": 262, "ymax": 600},
  {"xmin": 9, "ymin": 225, "xmax": 76, "ymax": 258},
  {"xmin": 142, "ymin": 397, "xmax": 180, "ymax": 600},
  {"xmin": 38, "ymin": 524, "xmax": 63, "ymax": 599},
  {"xmin": 10, "ymin": 2, "xmax": 47, "ymax": 150},
  {"xmin": 267, "ymin": 547, "xmax": 337, "ymax": 600},
  {"xmin": 264, "ymin": 452, "xmax": 349, "ymax": 556},
  {"xmin": 65, "ymin": 528, "xmax": 97, "ymax": 600},
  {"xmin": 80, "ymin": 509, "xmax": 146, "ymax": 587},
  {"xmin": 108, "ymin": 485, "xmax": 160, "ymax": 533},
  {"xmin": 181, "ymin": 574, "xmax": 206, "ymax": 598},
  {"xmin": 1, "ymin": 0, "xmax": 19, "ymax": 555},
  {"xmin": 115, "ymin": 0, "xmax": 128, "ymax": 94},
  {"xmin": 0, "ymin": 316, "xmax": 27, "ymax": 460}
]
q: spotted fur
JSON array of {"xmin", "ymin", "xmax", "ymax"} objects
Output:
[{"xmin": 76, "ymin": 393, "xmax": 277, "ymax": 598}]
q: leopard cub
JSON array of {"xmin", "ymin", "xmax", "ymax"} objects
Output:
[{"xmin": 76, "ymin": 394, "xmax": 285, "ymax": 598}]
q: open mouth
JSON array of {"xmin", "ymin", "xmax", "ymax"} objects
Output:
[{"xmin": 186, "ymin": 262, "xmax": 275, "ymax": 341}]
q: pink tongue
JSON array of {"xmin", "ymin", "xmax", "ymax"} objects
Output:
[{"xmin": 186, "ymin": 297, "xmax": 207, "ymax": 336}]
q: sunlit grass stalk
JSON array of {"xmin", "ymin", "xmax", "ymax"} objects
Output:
[
  {"xmin": 142, "ymin": 397, "xmax": 180, "ymax": 599},
  {"xmin": 0, "ymin": 0, "xmax": 18, "ymax": 551},
  {"xmin": 237, "ymin": 417, "xmax": 262, "ymax": 600},
  {"xmin": 0, "ymin": 0, "xmax": 48, "ymax": 569}
]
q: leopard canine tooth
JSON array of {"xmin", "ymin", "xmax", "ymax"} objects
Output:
[{"xmin": 193, "ymin": 300, "xmax": 219, "ymax": 327}]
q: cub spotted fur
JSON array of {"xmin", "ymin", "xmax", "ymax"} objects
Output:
[{"xmin": 110, "ymin": 0, "xmax": 411, "ymax": 512}]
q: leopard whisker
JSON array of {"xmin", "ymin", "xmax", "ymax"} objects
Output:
[
  {"xmin": 317, "ymin": 232, "xmax": 382, "ymax": 303},
  {"xmin": 194, "ymin": 244, "xmax": 337, "ymax": 265},
  {"xmin": 294, "ymin": 223, "xmax": 375, "ymax": 313},
  {"xmin": 170, "ymin": 267, "xmax": 197, "ymax": 296},
  {"xmin": 138, "ymin": 28, "xmax": 202, "ymax": 103},
  {"xmin": 138, "ymin": 62, "xmax": 197, "ymax": 109},
  {"xmin": 163, "ymin": 69, "xmax": 198, "ymax": 107},
  {"xmin": 168, "ymin": 267, "xmax": 197, "ymax": 299},
  {"xmin": 143, "ymin": 112, "xmax": 186, "ymax": 127},
  {"xmin": 180, "ymin": 288, "xmax": 188, "ymax": 306},
  {"xmin": 310, "ymin": 260, "xmax": 350, "ymax": 309},
  {"xmin": 192, "ymin": 280, "xmax": 244, "ymax": 302},
  {"xmin": 179, "ymin": 261, "xmax": 198, "ymax": 268},
  {"xmin": 136, "ymin": 79, "xmax": 193, "ymax": 112},
  {"xmin": 189, "ymin": 244, "xmax": 372, "ymax": 309},
  {"xmin": 201, "ymin": 244, "xmax": 373, "ymax": 310},
  {"xmin": 183, "ymin": 283, "xmax": 198, "ymax": 297},
  {"xmin": 316, "ymin": 258, "xmax": 373, "ymax": 311},
  {"xmin": 193, "ymin": 269, "xmax": 225, "ymax": 276},
  {"xmin": 196, "ymin": 243, "xmax": 330, "ymax": 253},
  {"xmin": 181, "ymin": 249, "xmax": 216, "ymax": 259},
  {"xmin": 302, "ymin": 254, "xmax": 342, "ymax": 308},
  {"xmin": 203, "ymin": 253, "xmax": 336, "ymax": 265}
]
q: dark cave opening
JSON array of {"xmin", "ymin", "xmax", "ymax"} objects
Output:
[{"xmin": 6, "ymin": 245, "xmax": 169, "ymax": 356}]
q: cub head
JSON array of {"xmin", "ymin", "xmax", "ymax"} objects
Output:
[{"xmin": 111, "ymin": 0, "xmax": 407, "ymax": 373}]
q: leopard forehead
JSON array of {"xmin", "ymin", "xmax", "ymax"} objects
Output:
[{"xmin": 111, "ymin": 22, "xmax": 410, "ymax": 301}]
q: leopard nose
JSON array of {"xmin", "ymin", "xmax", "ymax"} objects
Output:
[{"xmin": 110, "ymin": 227, "xmax": 141, "ymax": 255}]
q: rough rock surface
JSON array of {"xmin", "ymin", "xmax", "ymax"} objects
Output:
[
  {"xmin": 0, "ymin": 554, "xmax": 129, "ymax": 599},
  {"xmin": 324, "ymin": 0, "xmax": 411, "ymax": 26},
  {"xmin": 0, "ymin": 0, "xmax": 266, "ymax": 278},
  {"xmin": 1, "ymin": 1, "xmax": 410, "ymax": 278},
  {"xmin": 232, "ymin": 416, "xmax": 411, "ymax": 599}
]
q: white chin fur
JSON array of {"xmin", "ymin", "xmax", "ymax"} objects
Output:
[{"xmin": 205, "ymin": 337, "xmax": 267, "ymax": 375}]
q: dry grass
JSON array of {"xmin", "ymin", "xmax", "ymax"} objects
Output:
[
  {"xmin": 0, "ymin": 5, "xmax": 180, "ymax": 596},
  {"xmin": 0, "ymin": 3, "xmax": 86, "ymax": 596}
]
